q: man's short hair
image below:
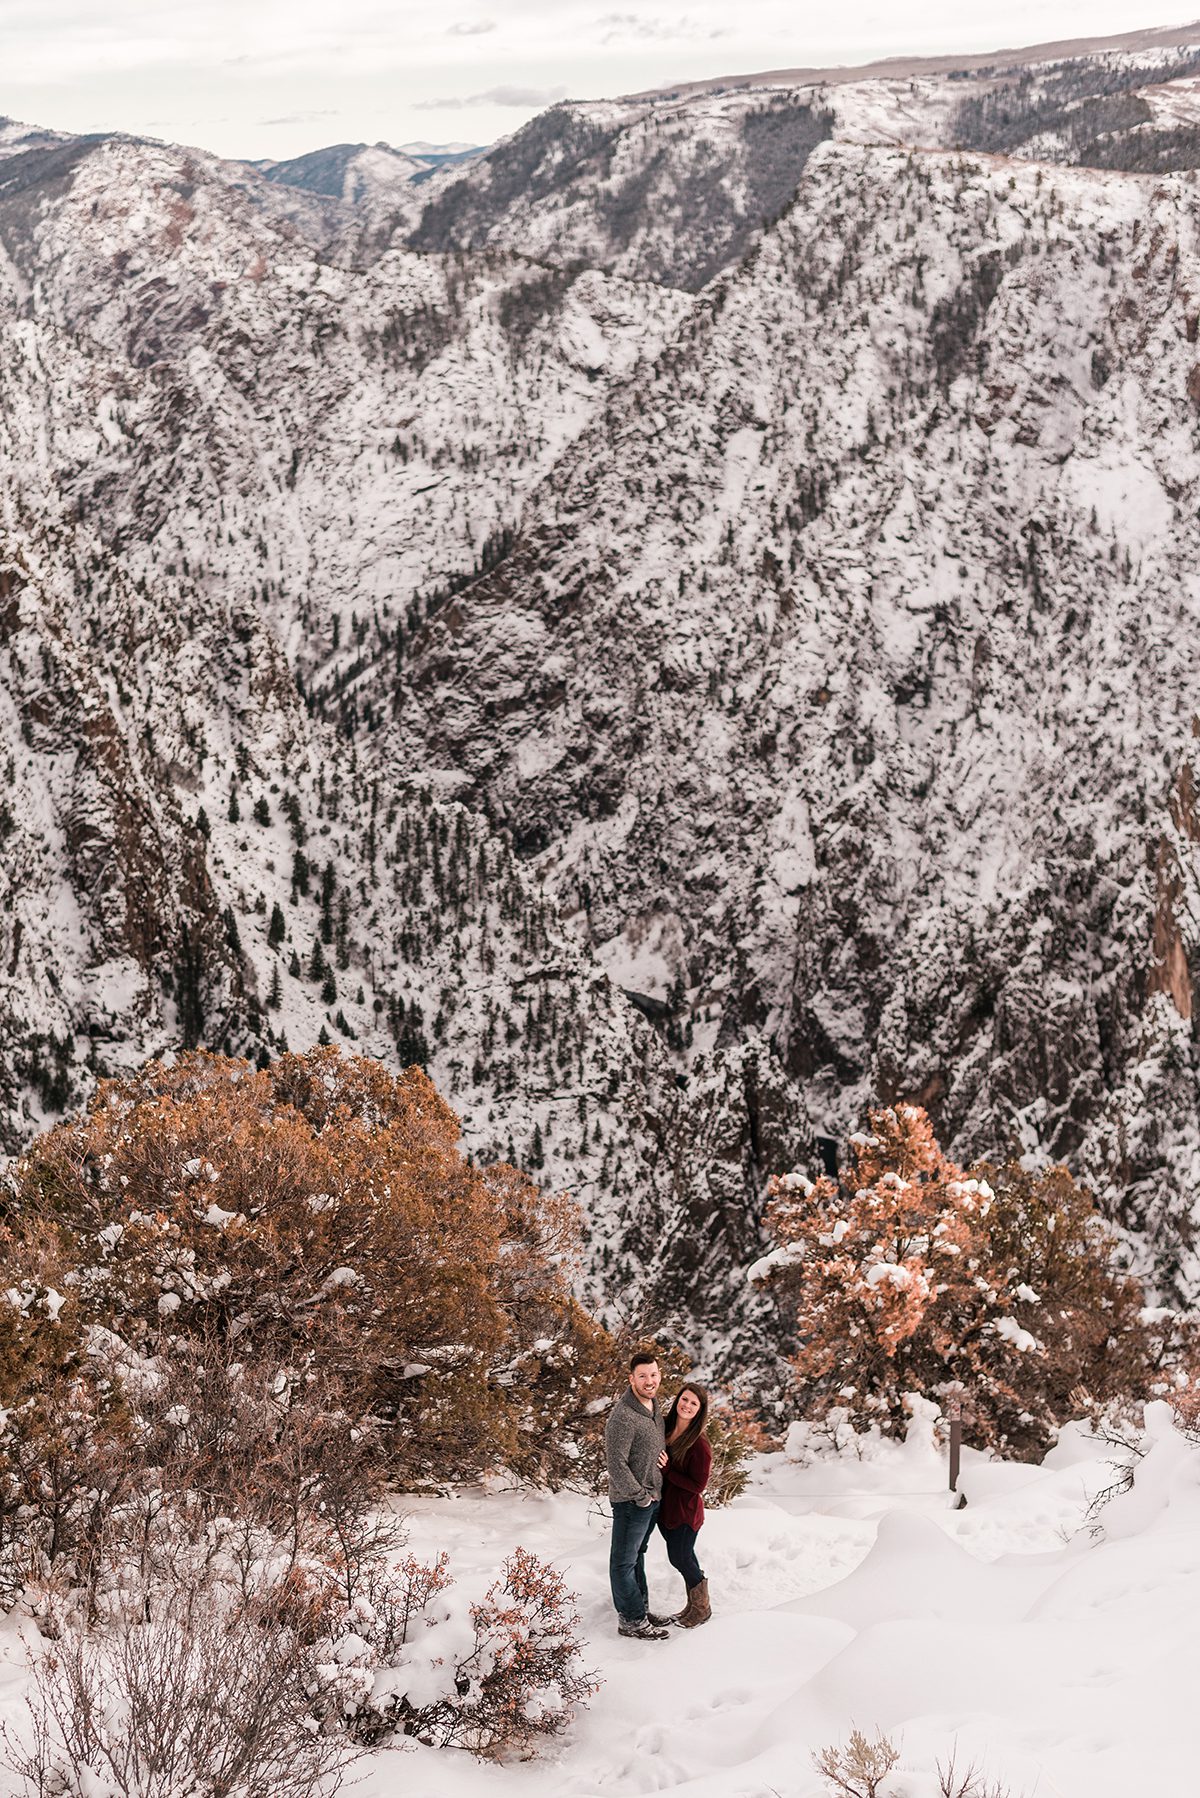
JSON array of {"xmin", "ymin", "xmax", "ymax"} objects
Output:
[{"xmin": 629, "ymin": 1350, "xmax": 659, "ymax": 1372}]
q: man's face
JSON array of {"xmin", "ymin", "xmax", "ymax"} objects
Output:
[{"xmin": 630, "ymin": 1360, "xmax": 661, "ymax": 1402}]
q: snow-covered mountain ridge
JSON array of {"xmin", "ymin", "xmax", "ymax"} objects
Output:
[
  {"xmin": 406, "ymin": 31, "xmax": 1200, "ymax": 287},
  {"xmin": 3, "ymin": 28, "xmax": 1200, "ymax": 1364}
]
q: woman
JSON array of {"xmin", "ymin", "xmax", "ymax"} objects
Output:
[{"xmin": 658, "ymin": 1381, "xmax": 712, "ymax": 1627}]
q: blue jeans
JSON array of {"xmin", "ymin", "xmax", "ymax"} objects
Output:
[
  {"xmin": 660, "ymin": 1522, "xmax": 703, "ymax": 1589},
  {"xmin": 610, "ymin": 1500, "xmax": 659, "ymax": 1621}
]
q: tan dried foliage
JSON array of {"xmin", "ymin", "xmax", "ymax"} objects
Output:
[
  {"xmin": 760, "ymin": 1104, "xmax": 1189, "ymax": 1456},
  {"xmin": 0, "ymin": 1049, "xmax": 620, "ymax": 1583}
]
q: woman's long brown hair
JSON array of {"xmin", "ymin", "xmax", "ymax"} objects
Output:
[{"xmin": 664, "ymin": 1382, "xmax": 709, "ymax": 1466}]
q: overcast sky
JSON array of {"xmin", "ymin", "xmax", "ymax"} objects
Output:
[{"xmin": 0, "ymin": 1, "xmax": 1181, "ymax": 160}]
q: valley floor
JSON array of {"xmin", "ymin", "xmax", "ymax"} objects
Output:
[{"xmin": 1, "ymin": 1410, "xmax": 1194, "ymax": 1797}]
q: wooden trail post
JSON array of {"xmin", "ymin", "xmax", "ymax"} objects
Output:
[{"xmin": 948, "ymin": 1410, "xmax": 967, "ymax": 1509}]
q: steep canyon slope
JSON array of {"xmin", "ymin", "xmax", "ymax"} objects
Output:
[
  {"xmin": 2, "ymin": 32, "xmax": 1200, "ymax": 1358},
  {"xmin": 395, "ymin": 142, "xmax": 1200, "ymax": 1292},
  {"xmin": 0, "ymin": 128, "xmax": 798, "ymax": 1356}
]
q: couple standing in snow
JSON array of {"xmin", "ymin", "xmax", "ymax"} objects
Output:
[{"xmin": 604, "ymin": 1350, "xmax": 712, "ymax": 1640}]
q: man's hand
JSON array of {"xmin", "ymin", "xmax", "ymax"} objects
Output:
[{"xmin": 658, "ymin": 1450, "xmax": 669, "ymax": 1469}]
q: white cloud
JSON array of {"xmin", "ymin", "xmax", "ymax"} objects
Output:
[
  {"xmin": 595, "ymin": 13, "xmax": 731, "ymax": 45},
  {"xmin": 447, "ymin": 18, "xmax": 498, "ymax": 33},
  {"xmin": 416, "ymin": 82, "xmax": 570, "ymax": 109},
  {"xmin": 258, "ymin": 108, "xmax": 340, "ymax": 127}
]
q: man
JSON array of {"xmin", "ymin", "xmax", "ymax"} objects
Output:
[{"xmin": 604, "ymin": 1349, "xmax": 671, "ymax": 1640}]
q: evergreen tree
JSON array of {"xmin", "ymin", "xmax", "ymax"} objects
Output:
[
  {"xmin": 281, "ymin": 791, "xmax": 306, "ymax": 845},
  {"xmin": 196, "ymin": 806, "xmax": 211, "ymax": 838},
  {"xmin": 228, "ymin": 785, "xmax": 240, "ymax": 824},
  {"xmin": 320, "ymin": 862, "xmax": 336, "ymax": 945},
  {"xmin": 267, "ymin": 903, "xmax": 286, "ymax": 948},
  {"xmin": 253, "ymin": 796, "xmax": 271, "ymax": 827}
]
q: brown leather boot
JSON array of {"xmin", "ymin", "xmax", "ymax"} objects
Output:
[
  {"xmin": 677, "ymin": 1579, "xmax": 710, "ymax": 1627},
  {"xmin": 672, "ymin": 1586, "xmax": 697, "ymax": 1627}
]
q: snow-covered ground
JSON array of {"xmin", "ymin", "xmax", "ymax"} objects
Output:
[
  {"xmin": 363, "ymin": 1407, "xmax": 1198, "ymax": 1796},
  {"xmin": 3, "ymin": 1408, "xmax": 1183, "ymax": 1797}
]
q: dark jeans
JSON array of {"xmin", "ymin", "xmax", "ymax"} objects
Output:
[
  {"xmin": 609, "ymin": 1499, "xmax": 659, "ymax": 1620},
  {"xmin": 660, "ymin": 1522, "xmax": 704, "ymax": 1589}
]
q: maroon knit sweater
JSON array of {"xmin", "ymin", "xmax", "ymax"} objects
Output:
[{"xmin": 658, "ymin": 1435, "xmax": 712, "ymax": 1532}]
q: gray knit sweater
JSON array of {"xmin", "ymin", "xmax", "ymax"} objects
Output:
[{"xmin": 604, "ymin": 1387, "xmax": 666, "ymax": 1506}]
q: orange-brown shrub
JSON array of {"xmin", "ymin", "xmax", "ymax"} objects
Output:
[
  {"xmin": 402, "ymin": 1547, "xmax": 599, "ymax": 1758},
  {"xmin": 0, "ymin": 1224, "xmax": 135, "ymax": 1599},
  {"xmin": 0, "ymin": 1051, "xmax": 609, "ymax": 1765},
  {"xmin": 174, "ymin": 1534, "xmax": 595, "ymax": 1762},
  {"xmin": 1, "ymin": 1049, "xmax": 617, "ymax": 1526},
  {"xmin": 755, "ymin": 1104, "xmax": 1179, "ymax": 1456},
  {"xmin": 705, "ymin": 1404, "xmax": 773, "ymax": 1506}
]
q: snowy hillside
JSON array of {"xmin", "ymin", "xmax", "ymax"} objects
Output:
[
  {"xmin": 389, "ymin": 141, "xmax": 1200, "ymax": 1297},
  {"xmin": 3, "ymin": 26, "xmax": 1200, "ymax": 1356},
  {"xmin": 362, "ymin": 1409, "xmax": 1200, "ymax": 1798},
  {"xmin": 410, "ymin": 92, "xmax": 837, "ymax": 290},
  {"xmin": 249, "ymin": 139, "xmax": 488, "ymax": 243},
  {"xmin": 0, "ymin": 129, "xmax": 802, "ymax": 1355},
  {"xmin": 256, "ymin": 142, "xmax": 428, "ymax": 202}
]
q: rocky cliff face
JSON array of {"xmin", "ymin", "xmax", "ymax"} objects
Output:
[
  {"xmin": 0, "ymin": 124, "xmax": 807, "ymax": 1362},
  {"xmin": 394, "ymin": 140, "xmax": 1200, "ymax": 1294},
  {"xmin": 2, "ymin": 31, "xmax": 1200, "ymax": 1368},
  {"xmin": 410, "ymin": 93, "xmax": 836, "ymax": 290}
]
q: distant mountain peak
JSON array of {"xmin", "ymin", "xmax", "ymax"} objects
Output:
[{"xmin": 251, "ymin": 137, "xmax": 485, "ymax": 214}]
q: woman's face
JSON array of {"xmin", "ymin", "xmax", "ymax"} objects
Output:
[{"xmin": 676, "ymin": 1388, "xmax": 702, "ymax": 1423}]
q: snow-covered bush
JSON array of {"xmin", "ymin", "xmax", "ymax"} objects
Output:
[
  {"xmin": 9, "ymin": 1470, "xmax": 596, "ymax": 1774},
  {"xmin": 814, "ymin": 1728, "xmax": 900, "ymax": 1797},
  {"xmin": 319, "ymin": 1545, "xmax": 597, "ymax": 1758},
  {"xmin": 0, "ymin": 1230, "xmax": 134, "ymax": 1605},
  {"xmin": 2, "ymin": 1569, "xmax": 353, "ymax": 1798},
  {"xmin": 756, "ymin": 1104, "xmax": 1179, "ymax": 1455},
  {"xmin": 815, "ymin": 1731, "xmax": 1018, "ymax": 1798},
  {"xmin": 0, "ymin": 1050, "xmax": 606, "ymax": 1769},
  {"xmin": 704, "ymin": 1405, "xmax": 769, "ymax": 1506},
  {"xmin": 1, "ymin": 1048, "xmax": 618, "ymax": 1535},
  {"xmin": 429, "ymin": 1547, "xmax": 598, "ymax": 1758},
  {"xmin": 936, "ymin": 1759, "xmax": 1014, "ymax": 1798}
]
